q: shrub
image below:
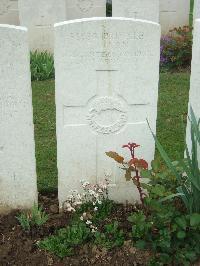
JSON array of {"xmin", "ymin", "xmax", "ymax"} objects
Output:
[
  {"xmin": 128, "ymin": 206, "xmax": 200, "ymax": 265},
  {"xmin": 30, "ymin": 51, "xmax": 54, "ymax": 81},
  {"xmin": 160, "ymin": 26, "xmax": 193, "ymax": 71},
  {"xmin": 106, "ymin": 143, "xmax": 148, "ymax": 207},
  {"xmin": 134, "ymin": 108, "xmax": 200, "ymax": 264}
]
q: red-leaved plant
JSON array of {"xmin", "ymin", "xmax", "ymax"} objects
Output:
[{"xmin": 106, "ymin": 143, "xmax": 148, "ymax": 206}]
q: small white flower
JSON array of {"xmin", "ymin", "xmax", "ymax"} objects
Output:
[
  {"xmin": 102, "ymin": 185, "xmax": 107, "ymax": 190},
  {"xmin": 90, "ymin": 225, "xmax": 98, "ymax": 233},
  {"xmin": 89, "ymin": 190, "xmax": 95, "ymax": 195},
  {"xmin": 66, "ymin": 203, "xmax": 71, "ymax": 208},
  {"xmin": 81, "ymin": 181, "xmax": 90, "ymax": 188},
  {"xmin": 98, "ymin": 200, "xmax": 102, "ymax": 205},
  {"xmin": 94, "ymin": 193, "xmax": 99, "ymax": 198},
  {"xmin": 80, "ymin": 216, "xmax": 84, "ymax": 221},
  {"xmin": 77, "ymin": 194, "xmax": 82, "ymax": 200},
  {"xmin": 82, "ymin": 212, "xmax": 87, "ymax": 218},
  {"xmin": 67, "ymin": 206, "xmax": 76, "ymax": 212},
  {"xmin": 86, "ymin": 220, "xmax": 92, "ymax": 225},
  {"xmin": 94, "ymin": 207, "xmax": 98, "ymax": 211}
]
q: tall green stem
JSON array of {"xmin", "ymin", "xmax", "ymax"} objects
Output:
[{"xmin": 189, "ymin": 0, "xmax": 195, "ymax": 27}]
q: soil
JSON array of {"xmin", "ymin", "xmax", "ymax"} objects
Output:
[{"xmin": 0, "ymin": 194, "xmax": 199, "ymax": 266}]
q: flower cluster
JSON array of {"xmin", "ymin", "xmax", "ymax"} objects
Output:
[
  {"xmin": 80, "ymin": 212, "xmax": 98, "ymax": 233},
  {"xmin": 63, "ymin": 190, "xmax": 82, "ymax": 212},
  {"xmin": 80, "ymin": 179, "xmax": 109, "ymax": 208},
  {"xmin": 160, "ymin": 36, "xmax": 173, "ymax": 66},
  {"xmin": 63, "ymin": 179, "xmax": 110, "ymax": 233},
  {"xmin": 160, "ymin": 26, "xmax": 192, "ymax": 70}
]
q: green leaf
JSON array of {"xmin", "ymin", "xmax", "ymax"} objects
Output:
[
  {"xmin": 159, "ymin": 193, "xmax": 184, "ymax": 203},
  {"xmin": 177, "ymin": 231, "xmax": 186, "ymax": 239},
  {"xmin": 190, "ymin": 107, "xmax": 200, "ymax": 144},
  {"xmin": 190, "ymin": 213, "xmax": 200, "ymax": 227},
  {"xmin": 141, "ymin": 169, "xmax": 151, "ymax": 178},
  {"xmin": 135, "ymin": 240, "xmax": 146, "ymax": 249},
  {"xmin": 151, "ymin": 160, "xmax": 160, "ymax": 172},
  {"xmin": 175, "ymin": 217, "xmax": 187, "ymax": 230},
  {"xmin": 147, "ymin": 120, "xmax": 181, "ymax": 181}
]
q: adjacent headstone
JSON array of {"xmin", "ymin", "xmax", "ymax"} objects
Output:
[
  {"xmin": 112, "ymin": 0, "xmax": 159, "ymax": 23},
  {"xmin": 18, "ymin": 0, "xmax": 66, "ymax": 52},
  {"xmin": 0, "ymin": 0, "xmax": 19, "ymax": 25},
  {"xmin": 55, "ymin": 18, "xmax": 160, "ymax": 207},
  {"xmin": 160, "ymin": 0, "xmax": 190, "ymax": 34},
  {"xmin": 0, "ymin": 25, "xmax": 37, "ymax": 213},
  {"xmin": 194, "ymin": 0, "xmax": 200, "ymax": 22},
  {"xmin": 186, "ymin": 19, "xmax": 200, "ymax": 162},
  {"xmin": 66, "ymin": 0, "xmax": 106, "ymax": 20}
]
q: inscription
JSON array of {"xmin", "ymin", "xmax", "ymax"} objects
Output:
[
  {"xmin": 0, "ymin": 0, "xmax": 10, "ymax": 16},
  {"xmin": 66, "ymin": 48, "xmax": 155, "ymax": 67},
  {"xmin": 64, "ymin": 30, "xmax": 155, "ymax": 66},
  {"xmin": 68, "ymin": 31, "xmax": 144, "ymax": 41},
  {"xmin": 87, "ymin": 97, "xmax": 127, "ymax": 135},
  {"xmin": 77, "ymin": 0, "xmax": 94, "ymax": 12}
]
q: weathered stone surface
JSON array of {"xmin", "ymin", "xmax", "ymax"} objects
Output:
[
  {"xmin": 186, "ymin": 19, "xmax": 200, "ymax": 162},
  {"xmin": 55, "ymin": 18, "xmax": 160, "ymax": 206},
  {"xmin": 66, "ymin": 0, "xmax": 106, "ymax": 20},
  {"xmin": 194, "ymin": 0, "xmax": 200, "ymax": 22},
  {"xmin": 112, "ymin": 0, "xmax": 159, "ymax": 23},
  {"xmin": 0, "ymin": 0, "xmax": 19, "ymax": 25},
  {"xmin": 160, "ymin": 0, "xmax": 190, "ymax": 34},
  {"xmin": 18, "ymin": 0, "xmax": 66, "ymax": 52},
  {"xmin": 0, "ymin": 25, "xmax": 37, "ymax": 213}
]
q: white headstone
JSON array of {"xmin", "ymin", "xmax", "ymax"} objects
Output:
[
  {"xmin": 0, "ymin": 0, "xmax": 19, "ymax": 25},
  {"xmin": 18, "ymin": 0, "xmax": 66, "ymax": 52},
  {"xmin": 194, "ymin": 0, "xmax": 200, "ymax": 22},
  {"xmin": 0, "ymin": 25, "xmax": 37, "ymax": 213},
  {"xmin": 112, "ymin": 0, "xmax": 159, "ymax": 23},
  {"xmin": 186, "ymin": 19, "xmax": 200, "ymax": 162},
  {"xmin": 55, "ymin": 18, "xmax": 160, "ymax": 207},
  {"xmin": 66, "ymin": 0, "xmax": 106, "ymax": 20},
  {"xmin": 160, "ymin": 0, "xmax": 190, "ymax": 34}
]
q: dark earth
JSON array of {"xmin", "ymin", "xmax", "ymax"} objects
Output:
[{"xmin": 0, "ymin": 194, "xmax": 199, "ymax": 266}]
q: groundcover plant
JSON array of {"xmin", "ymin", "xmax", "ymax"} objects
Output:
[{"xmin": 34, "ymin": 110, "xmax": 200, "ymax": 265}]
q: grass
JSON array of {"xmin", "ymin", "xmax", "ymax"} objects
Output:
[
  {"xmin": 156, "ymin": 72, "xmax": 190, "ymax": 162},
  {"xmin": 32, "ymin": 72, "xmax": 190, "ymax": 192},
  {"xmin": 32, "ymin": 80, "xmax": 57, "ymax": 192}
]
